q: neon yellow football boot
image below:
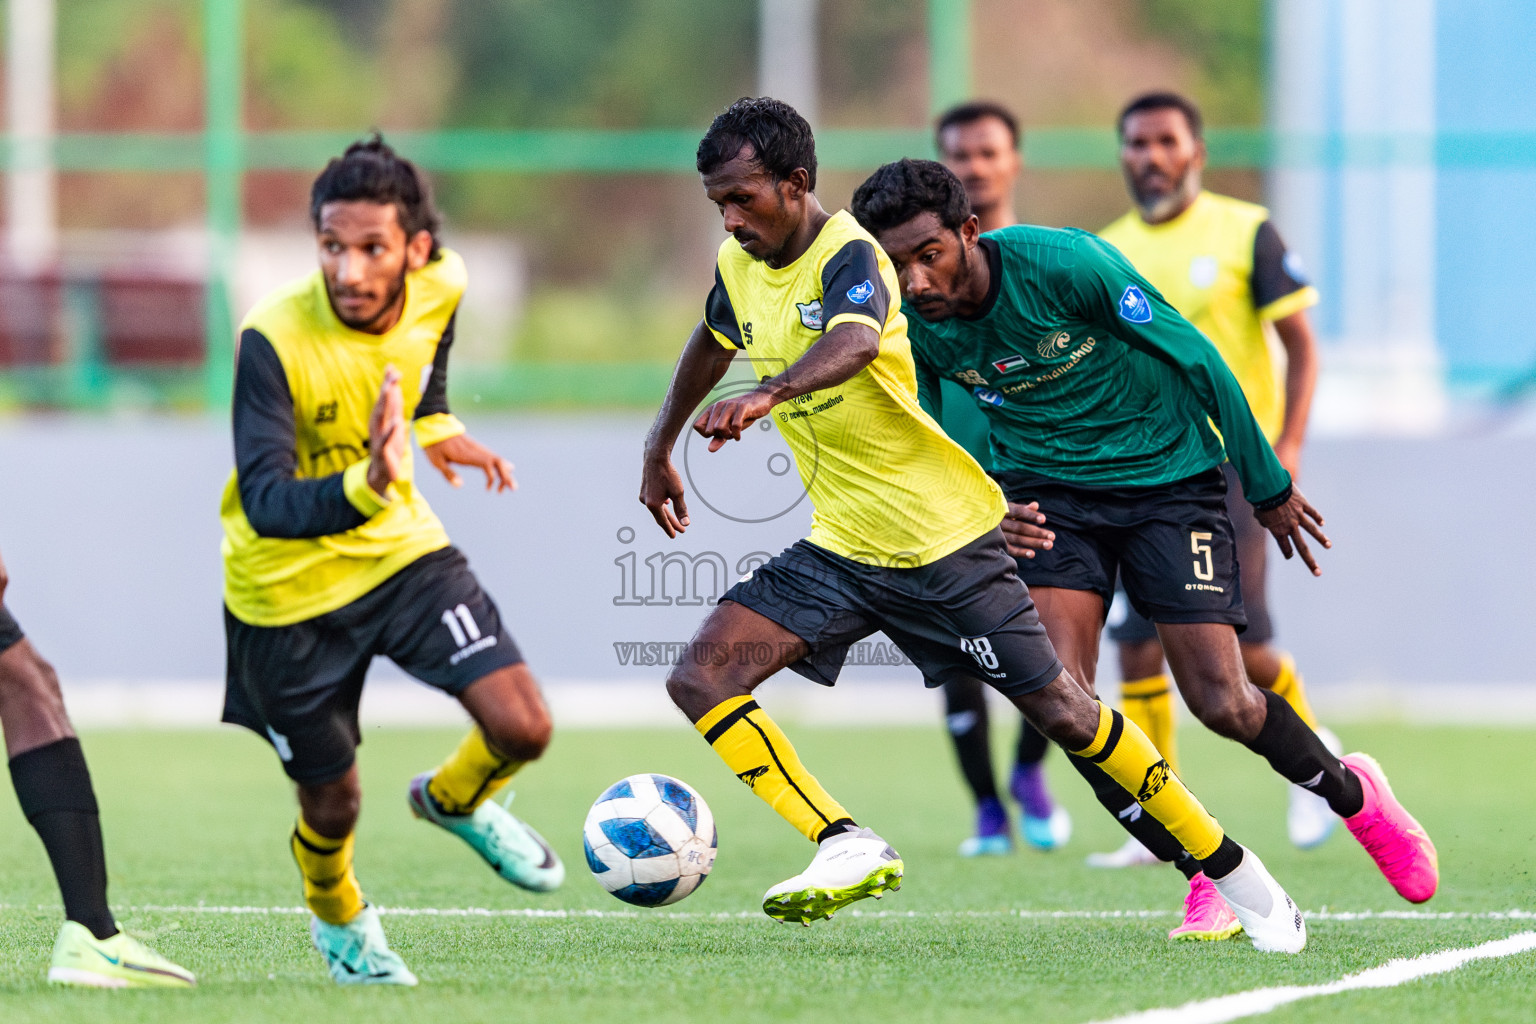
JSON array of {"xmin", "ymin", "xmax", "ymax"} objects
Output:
[{"xmin": 47, "ymin": 920, "xmax": 196, "ymax": 988}]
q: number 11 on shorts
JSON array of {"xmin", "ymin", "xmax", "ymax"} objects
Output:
[
  {"xmin": 441, "ymin": 604, "xmax": 482, "ymax": 648},
  {"xmin": 1190, "ymin": 531, "xmax": 1214, "ymax": 582}
]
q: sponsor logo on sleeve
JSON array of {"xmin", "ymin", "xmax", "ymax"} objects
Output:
[
  {"xmin": 1283, "ymin": 250, "xmax": 1311, "ymax": 285},
  {"xmin": 796, "ymin": 299, "xmax": 824, "ymax": 330},
  {"xmin": 973, "ymin": 387, "xmax": 1005, "ymax": 407},
  {"xmin": 1118, "ymin": 285, "xmax": 1153, "ymax": 324},
  {"xmin": 846, "ymin": 279, "xmax": 875, "ymax": 304},
  {"xmin": 992, "ymin": 353, "xmax": 1029, "ymax": 374}
]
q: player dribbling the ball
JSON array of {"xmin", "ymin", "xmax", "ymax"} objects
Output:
[{"xmin": 640, "ymin": 98, "xmax": 1307, "ymax": 951}]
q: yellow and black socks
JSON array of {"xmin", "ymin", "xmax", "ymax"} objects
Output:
[
  {"xmin": 291, "ymin": 817, "xmax": 365, "ymax": 925},
  {"xmin": 427, "ymin": 726, "xmax": 525, "ymax": 816},
  {"xmin": 9, "ymin": 738, "xmax": 117, "ymax": 940},
  {"xmin": 697, "ymin": 696, "xmax": 853, "ymax": 843},
  {"xmin": 1243, "ymin": 688, "xmax": 1364, "ymax": 817},
  {"xmin": 1072, "ymin": 701, "xmax": 1240, "ymax": 877},
  {"xmin": 1265, "ymin": 653, "xmax": 1320, "ymax": 730},
  {"xmin": 1119, "ymin": 673, "xmax": 1179, "ymax": 774}
]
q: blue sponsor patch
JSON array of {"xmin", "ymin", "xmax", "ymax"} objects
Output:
[
  {"xmin": 846, "ymin": 279, "xmax": 875, "ymax": 304},
  {"xmin": 974, "ymin": 388, "xmax": 1005, "ymax": 407},
  {"xmin": 1118, "ymin": 285, "xmax": 1152, "ymax": 324}
]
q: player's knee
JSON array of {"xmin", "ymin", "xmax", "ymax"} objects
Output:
[
  {"xmin": 1186, "ymin": 684, "xmax": 1262, "ymax": 740},
  {"xmin": 300, "ymin": 778, "xmax": 361, "ymax": 837},
  {"xmin": 0, "ymin": 646, "xmax": 65, "ymax": 714},
  {"xmin": 485, "ymin": 705, "xmax": 551, "ymax": 762},
  {"xmin": 665, "ymin": 664, "xmax": 717, "ymax": 721}
]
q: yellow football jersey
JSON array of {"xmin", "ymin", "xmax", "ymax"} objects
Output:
[
  {"xmin": 704, "ymin": 210, "xmax": 1005, "ymax": 566},
  {"xmin": 1099, "ymin": 191, "xmax": 1318, "ymax": 441},
  {"xmin": 221, "ymin": 250, "xmax": 470, "ymax": 626}
]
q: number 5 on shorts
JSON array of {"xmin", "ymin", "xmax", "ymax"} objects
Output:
[{"xmin": 1190, "ymin": 531, "xmax": 1214, "ymax": 582}]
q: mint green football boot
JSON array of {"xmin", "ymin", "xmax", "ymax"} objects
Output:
[
  {"xmin": 310, "ymin": 905, "xmax": 417, "ymax": 986},
  {"xmin": 408, "ymin": 772, "xmax": 565, "ymax": 892}
]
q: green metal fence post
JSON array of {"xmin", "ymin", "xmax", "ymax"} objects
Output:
[
  {"xmin": 204, "ymin": 0, "xmax": 243, "ymax": 410},
  {"xmin": 928, "ymin": 0, "xmax": 972, "ymax": 119}
]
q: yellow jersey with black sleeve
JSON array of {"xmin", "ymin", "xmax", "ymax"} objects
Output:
[
  {"xmin": 703, "ymin": 210, "xmax": 1004, "ymax": 567},
  {"xmin": 1099, "ymin": 191, "xmax": 1318, "ymax": 442},
  {"xmin": 220, "ymin": 249, "xmax": 471, "ymax": 627}
]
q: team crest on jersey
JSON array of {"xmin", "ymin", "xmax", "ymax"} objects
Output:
[
  {"xmin": 992, "ymin": 353, "xmax": 1029, "ymax": 375},
  {"xmin": 974, "ymin": 387, "xmax": 1005, "ymax": 407},
  {"xmin": 1188, "ymin": 255, "xmax": 1218, "ymax": 288},
  {"xmin": 1118, "ymin": 285, "xmax": 1153, "ymax": 323},
  {"xmin": 846, "ymin": 279, "xmax": 875, "ymax": 304},
  {"xmin": 1036, "ymin": 331, "xmax": 1072, "ymax": 358},
  {"xmin": 796, "ymin": 299, "xmax": 824, "ymax": 330}
]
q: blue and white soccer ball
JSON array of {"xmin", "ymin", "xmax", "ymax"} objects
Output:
[{"xmin": 583, "ymin": 773, "xmax": 717, "ymax": 907}]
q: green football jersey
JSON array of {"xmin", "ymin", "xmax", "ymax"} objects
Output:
[{"xmin": 907, "ymin": 225, "xmax": 1291, "ymax": 506}]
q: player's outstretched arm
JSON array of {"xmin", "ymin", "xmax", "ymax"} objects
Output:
[
  {"xmin": 642, "ymin": 321, "xmax": 736, "ymax": 536},
  {"xmin": 1254, "ymin": 487, "xmax": 1331, "ymax": 576},
  {"xmin": 693, "ymin": 321, "xmax": 879, "ymax": 453},
  {"xmin": 423, "ymin": 434, "xmax": 515, "ymax": 492}
]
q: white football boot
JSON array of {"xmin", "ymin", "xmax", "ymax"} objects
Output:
[
  {"xmin": 1288, "ymin": 726, "xmax": 1343, "ymax": 849},
  {"xmin": 1208, "ymin": 847, "xmax": 1306, "ymax": 953},
  {"xmin": 1085, "ymin": 836, "xmax": 1160, "ymax": 868},
  {"xmin": 763, "ymin": 827, "xmax": 903, "ymax": 926}
]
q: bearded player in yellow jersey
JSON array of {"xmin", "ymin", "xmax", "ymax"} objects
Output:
[
  {"xmin": 1094, "ymin": 92, "xmax": 1340, "ymax": 866},
  {"xmin": 220, "ymin": 137, "xmax": 562, "ymax": 986},
  {"xmin": 639, "ymin": 98, "xmax": 1307, "ymax": 952}
]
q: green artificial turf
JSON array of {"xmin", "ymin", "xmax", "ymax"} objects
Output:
[{"xmin": 1, "ymin": 718, "xmax": 1531, "ymax": 1023}]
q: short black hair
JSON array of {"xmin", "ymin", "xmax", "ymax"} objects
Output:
[
  {"xmin": 310, "ymin": 133, "xmax": 442, "ymax": 257},
  {"xmin": 850, "ymin": 159, "xmax": 972, "ymax": 237},
  {"xmin": 935, "ymin": 100, "xmax": 1020, "ymax": 150},
  {"xmin": 696, "ymin": 97, "xmax": 818, "ymax": 192},
  {"xmin": 1117, "ymin": 91, "xmax": 1204, "ymax": 140}
]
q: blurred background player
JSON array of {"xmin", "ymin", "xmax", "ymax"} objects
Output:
[
  {"xmin": 220, "ymin": 137, "xmax": 562, "ymax": 986},
  {"xmin": 641, "ymin": 99, "xmax": 1308, "ymax": 953},
  {"xmin": 933, "ymin": 101, "xmax": 1069, "ymax": 856},
  {"xmin": 0, "ymin": 548, "xmax": 194, "ymax": 988},
  {"xmin": 1091, "ymin": 91, "xmax": 1339, "ymax": 869}
]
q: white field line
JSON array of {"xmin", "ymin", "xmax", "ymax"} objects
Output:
[
  {"xmin": 1083, "ymin": 930, "xmax": 1536, "ymax": 1024},
  {"xmin": 2, "ymin": 904, "xmax": 1532, "ymax": 923}
]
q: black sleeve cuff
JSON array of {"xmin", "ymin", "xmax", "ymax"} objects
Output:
[{"xmin": 1251, "ymin": 482, "xmax": 1293, "ymax": 513}]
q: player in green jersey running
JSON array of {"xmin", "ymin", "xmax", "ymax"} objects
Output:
[{"xmin": 851, "ymin": 159, "xmax": 1440, "ymax": 941}]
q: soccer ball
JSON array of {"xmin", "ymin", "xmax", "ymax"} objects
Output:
[{"xmin": 583, "ymin": 773, "xmax": 717, "ymax": 906}]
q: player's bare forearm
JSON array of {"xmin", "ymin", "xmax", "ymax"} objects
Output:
[
  {"xmin": 1273, "ymin": 310, "xmax": 1319, "ymax": 477},
  {"xmin": 645, "ymin": 321, "xmax": 735, "ymax": 461},
  {"xmin": 756, "ymin": 321, "xmax": 879, "ymax": 404},
  {"xmin": 693, "ymin": 323, "xmax": 879, "ymax": 452},
  {"xmin": 641, "ymin": 321, "xmax": 732, "ymax": 537}
]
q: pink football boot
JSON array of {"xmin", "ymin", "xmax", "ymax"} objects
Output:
[
  {"xmin": 1341, "ymin": 753, "xmax": 1439, "ymax": 903},
  {"xmin": 1168, "ymin": 871, "xmax": 1242, "ymax": 942}
]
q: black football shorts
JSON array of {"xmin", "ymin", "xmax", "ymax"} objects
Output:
[
  {"xmin": 222, "ymin": 546, "xmax": 524, "ymax": 784},
  {"xmin": 0, "ymin": 605, "xmax": 25, "ymax": 657},
  {"xmin": 994, "ymin": 467, "xmax": 1247, "ymax": 633},
  {"xmin": 1109, "ymin": 463, "xmax": 1272, "ymax": 644},
  {"xmin": 720, "ymin": 528, "xmax": 1063, "ymax": 698}
]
